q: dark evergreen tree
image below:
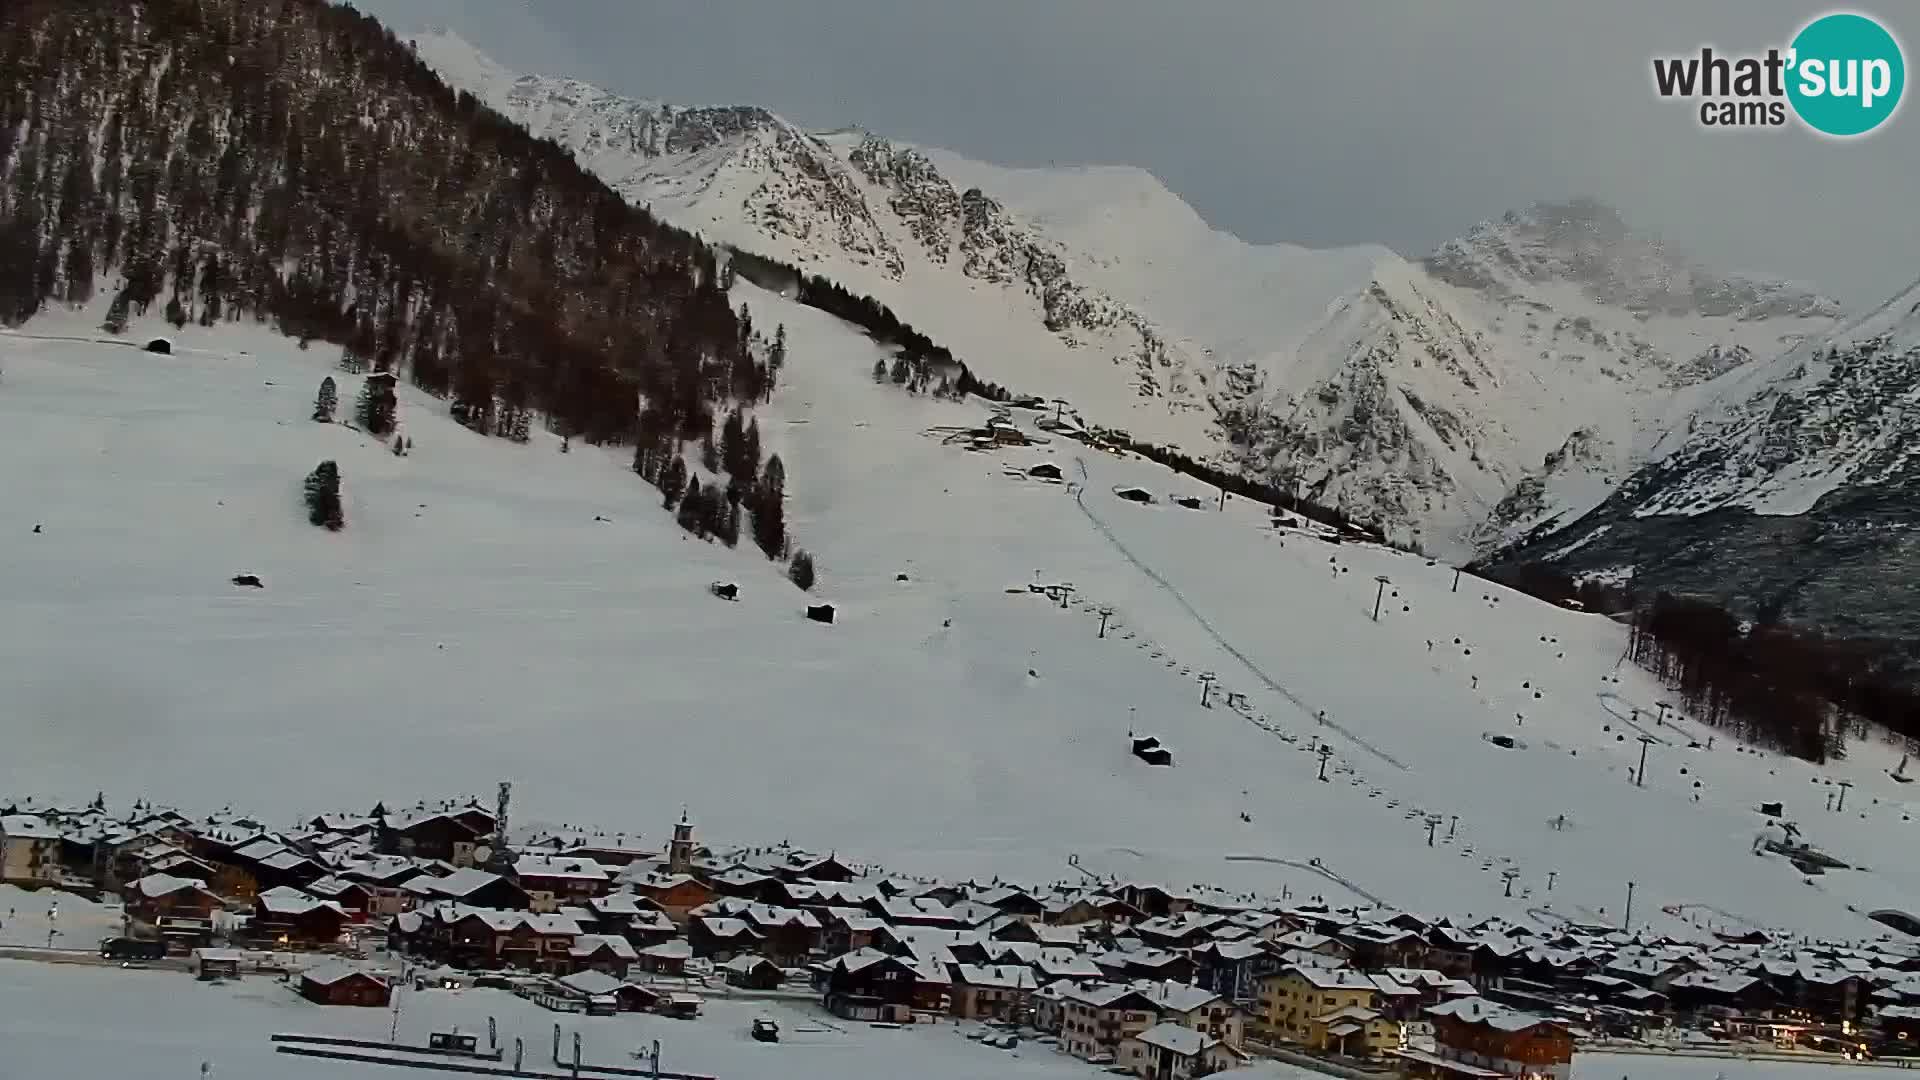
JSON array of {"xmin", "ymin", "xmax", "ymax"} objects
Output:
[
  {"xmin": 356, "ymin": 373, "xmax": 397, "ymax": 436},
  {"xmin": 303, "ymin": 460, "xmax": 344, "ymax": 531},
  {"xmin": 164, "ymin": 295, "xmax": 187, "ymax": 329},
  {"xmin": 660, "ymin": 456, "xmax": 688, "ymax": 509},
  {"xmin": 788, "ymin": 550, "xmax": 816, "ymax": 591},
  {"xmin": 742, "ymin": 418, "xmax": 762, "ymax": 479},
  {"xmin": 312, "ymin": 376, "xmax": 337, "ymax": 423},
  {"xmin": 101, "ymin": 289, "xmax": 132, "ymax": 334},
  {"xmin": 700, "ymin": 428, "xmax": 721, "ymax": 474},
  {"xmin": 677, "ymin": 478, "xmax": 705, "ymax": 535},
  {"xmin": 872, "ymin": 359, "xmax": 887, "ymax": 383},
  {"xmin": 751, "ymin": 453, "xmax": 787, "ymax": 560},
  {"xmin": 890, "ymin": 357, "xmax": 910, "ymax": 385},
  {"xmin": 720, "ymin": 409, "xmax": 747, "ymax": 477}
]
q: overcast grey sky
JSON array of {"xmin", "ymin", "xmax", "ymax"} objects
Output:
[{"xmin": 352, "ymin": 1, "xmax": 1916, "ymax": 305}]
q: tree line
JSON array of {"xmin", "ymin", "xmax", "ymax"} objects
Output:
[{"xmin": 1496, "ymin": 563, "xmax": 1920, "ymax": 763}]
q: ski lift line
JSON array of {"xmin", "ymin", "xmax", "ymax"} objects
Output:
[
  {"xmin": 1070, "ymin": 457, "xmax": 1408, "ymax": 773},
  {"xmin": 1595, "ymin": 692, "xmax": 1678, "ymax": 747}
]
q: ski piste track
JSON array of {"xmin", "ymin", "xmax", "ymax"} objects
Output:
[
  {"xmin": 1070, "ymin": 456, "xmax": 1409, "ymax": 773},
  {"xmin": 1222, "ymin": 854, "xmax": 1389, "ymax": 907}
]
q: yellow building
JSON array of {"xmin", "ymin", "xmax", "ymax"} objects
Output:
[
  {"xmin": 1257, "ymin": 966, "xmax": 1383, "ymax": 1045},
  {"xmin": 0, "ymin": 815, "xmax": 63, "ymax": 884},
  {"xmin": 1305, "ymin": 1004, "xmax": 1401, "ymax": 1058}
]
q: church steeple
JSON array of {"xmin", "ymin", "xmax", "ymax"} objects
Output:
[{"xmin": 668, "ymin": 807, "xmax": 694, "ymax": 875}]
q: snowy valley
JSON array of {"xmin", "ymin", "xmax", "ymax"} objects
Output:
[{"xmin": 5, "ymin": 8, "xmax": 1920, "ymax": 1079}]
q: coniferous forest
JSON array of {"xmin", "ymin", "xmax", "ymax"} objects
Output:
[
  {"xmin": 0, "ymin": 0, "xmax": 765, "ymax": 440},
  {"xmin": 0, "ymin": 0, "xmax": 805, "ymax": 572}
]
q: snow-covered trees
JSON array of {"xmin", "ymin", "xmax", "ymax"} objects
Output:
[
  {"xmin": 788, "ymin": 550, "xmax": 816, "ymax": 591},
  {"xmin": 304, "ymin": 460, "xmax": 344, "ymax": 531},
  {"xmin": 313, "ymin": 377, "xmax": 337, "ymax": 423}
]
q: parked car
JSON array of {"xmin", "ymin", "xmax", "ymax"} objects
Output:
[{"xmin": 100, "ymin": 937, "xmax": 166, "ymax": 961}]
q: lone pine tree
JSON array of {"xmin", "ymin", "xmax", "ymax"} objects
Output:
[
  {"xmin": 304, "ymin": 460, "xmax": 345, "ymax": 531},
  {"xmin": 356, "ymin": 372, "xmax": 397, "ymax": 436},
  {"xmin": 313, "ymin": 377, "xmax": 337, "ymax": 423},
  {"xmin": 659, "ymin": 456, "xmax": 688, "ymax": 509},
  {"xmin": 788, "ymin": 549, "xmax": 816, "ymax": 591}
]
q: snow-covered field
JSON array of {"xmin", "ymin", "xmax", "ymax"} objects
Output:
[
  {"xmin": 0, "ymin": 958, "xmax": 1111, "ymax": 1080},
  {"xmin": 3, "ymin": 286, "xmax": 1919, "ymax": 946},
  {"xmin": 0, "ymin": 883, "xmax": 120, "ymax": 950},
  {"xmin": 0, "ymin": 959, "xmax": 1879, "ymax": 1080}
]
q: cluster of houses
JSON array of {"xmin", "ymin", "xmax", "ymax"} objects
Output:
[{"xmin": 7, "ymin": 796, "xmax": 1920, "ymax": 1076}]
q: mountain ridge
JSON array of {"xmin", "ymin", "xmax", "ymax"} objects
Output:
[{"xmin": 405, "ymin": 29, "xmax": 1846, "ymax": 559}]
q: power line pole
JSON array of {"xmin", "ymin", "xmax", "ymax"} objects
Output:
[
  {"xmin": 1623, "ymin": 880, "xmax": 1637, "ymax": 930},
  {"xmin": 1452, "ymin": 567, "xmax": 1462, "ymax": 593}
]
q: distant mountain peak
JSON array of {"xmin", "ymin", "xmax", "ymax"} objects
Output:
[{"xmin": 1425, "ymin": 198, "xmax": 1841, "ymax": 321}]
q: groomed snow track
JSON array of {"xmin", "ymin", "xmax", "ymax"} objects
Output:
[{"xmin": 1071, "ymin": 457, "xmax": 1408, "ymax": 772}]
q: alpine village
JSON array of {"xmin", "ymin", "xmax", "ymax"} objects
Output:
[{"xmin": 2, "ymin": 791, "xmax": 1912, "ymax": 1080}]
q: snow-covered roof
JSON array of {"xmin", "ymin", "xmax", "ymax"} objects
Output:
[
  {"xmin": 514, "ymin": 854, "xmax": 610, "ymax": 882},
  {"xmin": 720, "ymin": 954, "xmax": 778, "ymax": 974},
  {"xmin": 257, "ymin": 886, "xmax": 345, "ymax": 916},
  {"xmin": 1143, "ymin": 979, "xmax": 1221, "ymax": 1013},
  {"xmin": 1427, "ymin": 996, "xmax": 1562, "ymax": 1033},
  {"xmin": 0, "ymin": 814, "xmax": 61, "ymax": 839},
  {"xmin": 641, "ymin": 939, "xmax": 692, "ymax": 960},
  {"xmin": 300, "ymin": 962, "xmax": 383, "ymax": 987},
  {"xmin": 419, "ymin": 868, "xmax": 509, "ymax": 898},
  {"xmin": 130, "ymin": 872, "xmax": 209, "ymax": 899},
  {"xmin": 695, "ymin": 917, "xmax": 761, "ymax": 939},
  {"xmin": 557, "ymin": 970, "xmax": 627, "ymax": 997},
  {"xmin": 1131, "ymin": 1021, "xmax": 1216, "ymax": 1057},
  {"xmin": 569, "ymin": 934, "xmax": 638, "ymax": 960},
  {"xmin": 954, "ymin": 964, "xmax": 1038, "ymax": 991}
]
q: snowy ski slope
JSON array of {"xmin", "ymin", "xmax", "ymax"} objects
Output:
[{"xmin": 2, "ymin": 290, "xmax": 1918, "ymax": 945}]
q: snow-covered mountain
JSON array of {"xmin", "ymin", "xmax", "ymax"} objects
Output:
[
  {"xmin": 1498, "ymin": 276, "xmax": 1920, "ymax": 653},
  {"xmin": 406, "ymin": 27, "xmax": 1387, "ymax": 455},
  {"xmin": 407, "ymin": 31, "xmax": 1842, "ymax": 557},
  {"xmin": 1219, "ymin": 200, "xmax": 1842, "ymax": 552}
]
